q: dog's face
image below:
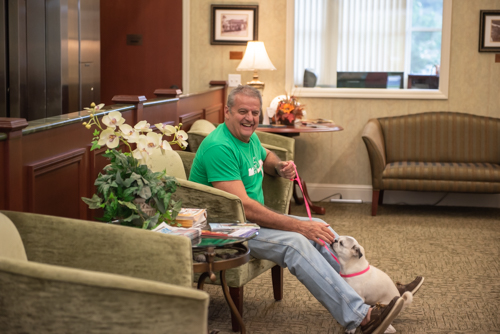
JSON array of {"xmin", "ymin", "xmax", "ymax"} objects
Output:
[{"xmin": 332, "ymin": 236, "xmax": 364, "ymax": 262}]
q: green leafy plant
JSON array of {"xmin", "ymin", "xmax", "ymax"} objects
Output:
[{"xmin": 81, "ymin": 103, "xmax": 188, "ymax": 229}]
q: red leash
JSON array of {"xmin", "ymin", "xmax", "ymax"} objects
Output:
[
  {"xmin": 291, "ymin": 162, "xmax": 340, "ymax": 265},
  {"xmin": 291, "ymin": 163, "xmax": 370, "ymax": 277}
]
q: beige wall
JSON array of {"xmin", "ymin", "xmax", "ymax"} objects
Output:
[{"xmin": 190, "ymin": 0, "xmax": 500, "ymax": 187}]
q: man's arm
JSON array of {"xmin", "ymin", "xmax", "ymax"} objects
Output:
[
  {"xmin": 212, "ymin": 180, "xmax": 335, "ymax": 244},
  {"xmin": 263, "ymin": 148, "xmax": 296, "ymax": 179}
]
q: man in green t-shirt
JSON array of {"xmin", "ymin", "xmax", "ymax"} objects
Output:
[{"xmin": 190, "ymin": 85, "xmax": 420, "ymax": 334}]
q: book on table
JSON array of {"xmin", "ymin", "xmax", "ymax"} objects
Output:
[
  {"xmin": 175, "ymin": 208, "xmax": 207, "ymax": 229},
  {"xmin": 203, "ymin": 222, "xmax": 260, "ymax": 239},
  {"xmin": 152, "ymin": 222, "xmax": 201, "ymax": 245}
]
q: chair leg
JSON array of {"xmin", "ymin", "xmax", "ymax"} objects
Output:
[
  {"xmin": 229, "ymin": 286, "xmax": 243, "ymax": 332},
  {"xmin": 378, "ymin": 190, "xmax": 385, "ymax": 205},
  {"xmin": 271, "ymin": 265, "xmax": 283, "ymax": 301},
  {"xmin": 371, "ymin": 190, "xmax": 380, "ymax": 216}
]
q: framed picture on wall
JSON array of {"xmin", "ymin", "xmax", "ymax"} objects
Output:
[
  {"xmin": 210, "ymin": 5, "xmax": 258, "ymax": 45},
  {"xmin": 479, "ymin": 10, "xmax": 500, "ymax": 52}
]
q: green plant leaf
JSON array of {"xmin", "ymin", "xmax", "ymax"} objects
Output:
[
  {"xmin": 170, "ymin": 199, "xmax": 182, "ymax": 220},
  {"xmin": 122, "ymin": 213, "xmax": 140, "ymax": 222},
  {"xmin": 90, "ymin": 141, "xmax": 101, "ymax": 151},
  {"xmin": 138, "ymin": 185, "xmax": 151, "ymax": 199},
  {"xmin": 118, "ymin": 200, "xmax": 137, "ymax": 211},
  {"xmin": 81, "ymin": 194, "xmax": 102, "ymax": 209}
]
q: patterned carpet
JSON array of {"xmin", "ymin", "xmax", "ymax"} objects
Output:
[{"xmin": 204, "ymin": 202, "xmax": 500, "ymax": 334}]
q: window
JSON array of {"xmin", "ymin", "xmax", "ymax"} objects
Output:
[{"xmin": 285, "ymin": 0, "xmax": 452, "ymax": 99}]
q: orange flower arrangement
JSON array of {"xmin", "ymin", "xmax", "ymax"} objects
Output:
[{"xmin": 273, "ymin": 94, "xmax": 304, "ymax": 125}]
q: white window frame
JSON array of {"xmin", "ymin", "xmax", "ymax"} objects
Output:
[{"xmin": 285, "ymin": 0, "xmax": 452, "ymax": 100}]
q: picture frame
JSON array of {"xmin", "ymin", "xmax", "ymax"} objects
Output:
[
  {"xmin": 479, "ymin": 10, "xmax": 500, "ymax": 52},
  {"xmin": 210, "ymin": 5, "xmax": 258, "ymax": 45}
]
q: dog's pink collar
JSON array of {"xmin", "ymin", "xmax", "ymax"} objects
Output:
[{"xmin": 340, "ymin": 265, "xmax": 370, "ymax": 278}]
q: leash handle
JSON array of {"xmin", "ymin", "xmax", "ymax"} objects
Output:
[
  {"xmin": 291, "ymin": 162, "xmax": 340, "ymax": 265},
  {"xmin": 291, "ymin": 162, "xmax": 312, "ymax": 221}
]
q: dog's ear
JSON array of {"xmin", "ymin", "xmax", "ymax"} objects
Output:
[{"xmin": 352, "ymin": 245, "xmax": 363, "ymax": 259}]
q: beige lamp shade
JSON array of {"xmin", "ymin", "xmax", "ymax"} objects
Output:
[
  {"xmin": 237, "ymin": 41, "xmax": 276, "ymax": 71},
  {"xmin": 236, "ymin": 41, "xmax": 276, "ymax": 90}
]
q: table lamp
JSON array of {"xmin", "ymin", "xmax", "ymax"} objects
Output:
[{"xmin": 236, "ymin": 41, "xmax": 276, "ymax": 91}]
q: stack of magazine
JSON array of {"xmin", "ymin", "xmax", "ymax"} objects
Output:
[
  {"xmin": 204, "ymin": 222, "xmax": 260, "ymax": 238},
  {"xmin": 152, "ymin": 222, "xmax": 201, "ymax": 245}
]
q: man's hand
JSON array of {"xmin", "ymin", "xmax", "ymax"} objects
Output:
[
  {"xmin": 275, "ymin": 161, "xmax": 296, "ymax": 180},
  {"xmin": 297, "ymin": 220, "xmax": 336, "ymax": 244}
]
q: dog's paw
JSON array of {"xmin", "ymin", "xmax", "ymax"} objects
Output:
[
  {"xmin": 384, "ymin": 324, "xmax": 396, "ymax": 333},
  {"xmin": 344, "ymin": 329, "xmax": 356, "ymax": 334}
]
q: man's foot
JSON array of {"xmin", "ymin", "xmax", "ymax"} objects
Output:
[
  {"xmin": 396, "ymin": 276, "xmax": 424, "ymax": 296},
  {"xmin": 360, "ymin": 296, "xmax": 404, "ymax": 334}
]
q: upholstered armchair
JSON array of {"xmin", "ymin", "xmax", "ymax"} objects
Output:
[
  {"xmin": 0, "ymin": 210, "xmax": 209, "ymax": 334},
  {"xmin": 151, "ymin": 129, "xmax": 294, "ymax": 332}
]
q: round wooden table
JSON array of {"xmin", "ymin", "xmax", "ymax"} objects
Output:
[{"xmin": 193, "ymin": 235, "xmax": 257, "ymax": 334}]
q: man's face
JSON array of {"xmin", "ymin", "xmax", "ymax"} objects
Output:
[{"xmin": 224, "ymin": 94, "xmax": 261, "ymax": 143}]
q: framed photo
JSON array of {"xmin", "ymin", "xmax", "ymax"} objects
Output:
[
  {"xmin": 211, "ymin": 5, "xmax": 258, "ymax": 45},
  {"xmin": 479, "ymin": 10, "xmax": 500, "ymax": 52}
]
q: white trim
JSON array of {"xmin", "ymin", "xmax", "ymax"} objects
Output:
[
  {"xmin": 286, "ymin": 0, "xmax": 452, "ymax": 100},
  {"xmin": 305, "ymin": 183, "xmax": 500, "ymax": 208},
  {"xmin": 182, "ymin": 0, "xmax": 190, "ymax": 94},
  {"xmin": 306, "ymin": 183, "xmax": 373, "ymax": 202}
]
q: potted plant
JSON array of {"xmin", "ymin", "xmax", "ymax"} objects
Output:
[{"xmin": 81, "ymin": 103, "xmax": 189, "ymax": 230}]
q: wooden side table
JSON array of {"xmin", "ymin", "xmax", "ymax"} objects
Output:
[
  {"xmin": 257, "ymin": 123, "xmax": 344, "ymax": 215},
  {"xmin": 193, "ymin": 237, "xmax": 254, "ymax": 334}
]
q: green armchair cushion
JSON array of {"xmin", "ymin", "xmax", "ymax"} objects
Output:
[
  {"xmin": 0, "ymin": 211, "xmax": 209, "ymax": 333},
  {"xmin": 1, "ymin": 210, "xmax": 195, "ymax": 288}
]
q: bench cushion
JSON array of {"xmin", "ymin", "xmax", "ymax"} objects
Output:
[{"xmin": 383, "ymin": 161, "xmax": 500, "ymax": 182}]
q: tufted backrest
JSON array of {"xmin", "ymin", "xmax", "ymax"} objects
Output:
[
  {"xmin": 0, "ymin": 213, "xmax": 27, "ymax": 261},
  {"xmin": 378, "ymin": 112, "xmax": 500, "ymax": 164}
]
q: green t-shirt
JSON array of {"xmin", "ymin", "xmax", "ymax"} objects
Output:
[{"xmin": 189, "ymin": 123, "xmax": 267, "ymax": 204}]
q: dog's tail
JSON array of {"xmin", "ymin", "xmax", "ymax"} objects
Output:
[{"xmin": 401, "ymin": 291, "xmax": 413, "ymax": 309}]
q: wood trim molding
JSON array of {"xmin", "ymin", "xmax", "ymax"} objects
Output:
[
  {"xmin": 111, "ymin": 95, "xmax": 147, "ymax": 103},
  {"xmin": 179, "ymin": 109, "xmax": 204, "ymax": 130},
  {"xmin": 27, "ymin": 148, "xmax": 87, "ymax": 218},
  {"xmin": 154, "ymin": 89, "xmax": 183, "ymax": 98}
]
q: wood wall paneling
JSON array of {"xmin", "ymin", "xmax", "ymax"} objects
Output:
[
  {"xmin": 27, "ymin": 149, "xmax": 87, "ymax": 219},
  {"xmin": 179, "ymin": 109, "xmax": 204, "ymax": 132},
  {"xmin": 0, "ymin": 85, "xmax": 225, "ymax": 219},
  {"xmin": 0, "ymin": 140, "xmax": 6, "ymax": 209},
  {"xmin": 100, "ymin": 0, "xmax": 183, "ymax": 105},
  {"xmin": 142, "ymin": 100, "xmax": 178, "ymax": 125},
  {"xmin": 205, "ymin": 103, "xmax": 223, "ymax": 124}
]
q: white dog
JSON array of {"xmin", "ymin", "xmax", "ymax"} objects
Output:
[{"xmin": 332, "ymin": 236, "xmax": 413, "ymax": 334}]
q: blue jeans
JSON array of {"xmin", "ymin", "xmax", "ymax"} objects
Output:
[{"xmin": 248, "ymin": 215, "xmax": 369, "ymax": 331}]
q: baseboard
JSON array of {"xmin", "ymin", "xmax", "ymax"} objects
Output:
[{"xmin": 305, "ymin": 183, "xmax": 500, "ymax": 208}]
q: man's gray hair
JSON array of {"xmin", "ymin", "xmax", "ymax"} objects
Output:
[{"xmin": 227, "ymin": 85, "xmax": 263, "ymax": 112}]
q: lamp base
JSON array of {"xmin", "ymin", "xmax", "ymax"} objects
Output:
[{"xmin": 246, "ymin": 70, "xmax": 265, "ymax": 91}]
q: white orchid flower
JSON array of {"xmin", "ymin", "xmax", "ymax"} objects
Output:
[
  {"xmin": 119, "ymin": 124, "xmax": 140, "ymax": 143},
  {"xmin": 98, "ymin": 128, "xmax": 120, "ymax": 148},
  {"xmin": 102, "ymin": 111, "xmax": 125, "ymax": 129},
  {"xmin": 84, "ymin": 103, "xmax": 105, "ymax": 113},
  {"xmin": 145, "ymin": 132, "xmax": 162, "ymax": 150},
  {"xmin": 176, "ymin": 130, "xmax": 189, "ymax": 148},
  {"xmin": 134, "ymin": 120, "xmax": 152, "ymax": 133},
  {"xmin": 155, "ymin": 123, "xmax": 176, "ymax": 136},
  {"xmin": 132, "ymin": 148, "xmax": 150, "ymax": 165}
]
